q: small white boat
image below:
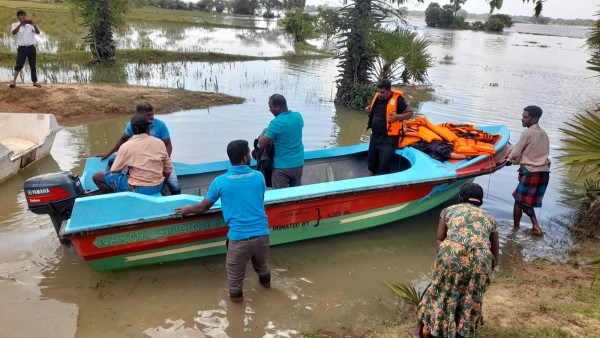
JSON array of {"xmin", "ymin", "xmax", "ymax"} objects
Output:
[{"xmin": 0, "ymin": 113, "xmax": 62, "ymax": 183}]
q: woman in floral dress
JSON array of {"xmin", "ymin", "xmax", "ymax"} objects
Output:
[{"xmin": 410, "ymin": 183, "xmax": 499, "ymax": 338}]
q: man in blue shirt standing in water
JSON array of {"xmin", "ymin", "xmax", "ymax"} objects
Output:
[{"xmin": 175, "ymin": 140, "xmax": 271, "ymax": 303}]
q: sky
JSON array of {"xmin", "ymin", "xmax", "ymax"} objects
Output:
[{"xmin": 306, "ymin": 0, "xmax": 600, "ymax": 20}]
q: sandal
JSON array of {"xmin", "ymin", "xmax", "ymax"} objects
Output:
[
  {"xmin": 9, "ymin": 82, "xmax": 15, "ymax": 88},
  {"xmin": 33, "ymin": 83, "xmax": 42, "ymax": 88}
]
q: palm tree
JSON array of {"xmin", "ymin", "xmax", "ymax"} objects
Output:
[
  {"xmin": 67, "ymin": 0, "xmax": 129, "ymax": 63},
  {"xmin": 588, "ymin": 11, "xmax": 600, "ymax": 70},
  {"xmin": 334, "ymin": 0, "xmax": 412, "ymax": 107},
  {"xmin": 372, "ymin": 28, "xmax": 432, "ymax": 83}
]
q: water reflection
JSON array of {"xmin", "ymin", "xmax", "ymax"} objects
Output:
[{"xmin": 116, "ymin": 23, "xmax": 293, "ymax": 56}]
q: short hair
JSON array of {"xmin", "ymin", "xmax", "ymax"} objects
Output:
[
  {"xmin": 459, "ymin": 183, "xmax": 484, "ymax": 207},
  {"xmin": 17, "ymin": 10, "xmax": 26, "ymax": 16},
  {"xmin": 524, "ymin": 105, "xmax": 543, "ymax": 119},
  {"xmin": 226, "ymin": 140, "xmax": 249, "ymax": 165},
  {"xmin": 376, "ymin": 79, "xmax": 392, "ymax": 91},
  {"xmin": 130, "ymin": 114, "xmax": 151, "ymax": 135},
  {"xmin": 136, "ymin": 102, "xmax": 154, "ymax": 114},
  {"xmin": 269, "ymin": 94, "xmax": 287, "ymax": 109}
]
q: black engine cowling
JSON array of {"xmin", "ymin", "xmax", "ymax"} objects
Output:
[{"xmin": 24, "ymin": 172, "xmax": 85, "ymax": 244}]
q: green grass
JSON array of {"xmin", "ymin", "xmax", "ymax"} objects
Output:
[{"xmin": 478, "ymin": 325, "xmax": 573, "ymax": 338}]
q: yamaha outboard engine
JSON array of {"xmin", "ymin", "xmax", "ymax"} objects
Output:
[{"xmin": 24, "ymin": 172, "xmax": 85, "ymax": 244}]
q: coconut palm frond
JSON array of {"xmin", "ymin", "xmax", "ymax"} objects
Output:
[
  {"xmin": 559, "ymin": 109, "xmax": 600, "ymax": 205},
  {"xmin": 558, "ymin": 111, "xmax": 600, "ymax": 185},
  {"xmin": 383, "ymin": 281, "xmax": 424, "ymax": 306}
]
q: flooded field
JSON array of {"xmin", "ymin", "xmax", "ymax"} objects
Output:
[{"xmin": 0, "ymin": 16, "xmax": 598, "ymax": 337}]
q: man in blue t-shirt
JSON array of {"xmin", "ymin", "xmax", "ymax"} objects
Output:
[
  {"xmin": 258, "ymin": 94, "xmax": 304, "ymax": 189},
  {"xmin": 98, "ymin": 102, "xmax": 180, "ymax": 195},
  {"xmin": 175, "ymin": 140, "xmax": 271, "ymax": 303}
]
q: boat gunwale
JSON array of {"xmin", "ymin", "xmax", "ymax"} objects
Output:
[{"xmin": 60, "ymin": 173, "xmax": 460, "ymax": 239}]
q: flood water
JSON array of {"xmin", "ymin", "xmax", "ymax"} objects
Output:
[{"xmin": 1, "ymin": 18, "xmax": 598, "ymax": 337}]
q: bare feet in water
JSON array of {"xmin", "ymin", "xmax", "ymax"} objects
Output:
[{"xmin": 530, "ymin": 227, "xmax": 543, "ymax": 236}]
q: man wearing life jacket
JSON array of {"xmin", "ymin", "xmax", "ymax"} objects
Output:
[
  {"xmin": 506, "ymin": 105, "xmax": 550, "ymax": 236},
  {"xmin": 365, "ymin": 79, "xmax": 414, "ymax": 175}
]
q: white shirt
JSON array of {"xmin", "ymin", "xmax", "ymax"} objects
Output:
[{"xmin": 11, "ymin": 22, "xmax": 37, "ymax": 47}]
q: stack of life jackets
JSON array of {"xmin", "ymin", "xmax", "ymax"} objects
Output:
[{"xmin": 397, "ymin": 117, "xmax": 500, "ymax": 157}]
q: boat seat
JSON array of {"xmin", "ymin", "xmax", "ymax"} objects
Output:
[{"xmin": 1, "ymin": 137, "xmax": 37, "ymax": 159}]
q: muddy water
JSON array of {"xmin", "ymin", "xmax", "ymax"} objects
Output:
[{"xmin": 0, "ymin": 20, "xmax": 598, "ymax": 337}]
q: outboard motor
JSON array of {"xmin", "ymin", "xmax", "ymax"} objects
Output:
[{"xmin": 24, "ymin": 172, "xmax": 85, "ymax": 244}]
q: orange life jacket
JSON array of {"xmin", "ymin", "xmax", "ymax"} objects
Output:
[
  {"xmin": 369, "ymin": 89, "xmax": 406, "ymax": 136},
  {"xmin": 439, "ymin": 122, "xmax": 499, "ymax": 143},
  {"xmin": 453, "ymin": 138, "xmax": 496, "ymax": 156}
]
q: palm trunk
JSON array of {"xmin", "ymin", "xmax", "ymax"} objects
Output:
[{"xmin": 335, "ymin": 0, "xmax": 373, "ymax": 106}]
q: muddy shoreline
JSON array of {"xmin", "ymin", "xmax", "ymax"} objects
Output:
[{"xmin": 0, "ymin": 83, "xmax": 245, "ymax": 125}]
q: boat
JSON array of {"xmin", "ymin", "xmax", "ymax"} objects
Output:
[
  {"xmin": 25, "ymin": 124, "xmax": 512, "ymax": 271},
  {"xmin": 0, "ymin": 113, "xmax": 62, "ymax": 184}
]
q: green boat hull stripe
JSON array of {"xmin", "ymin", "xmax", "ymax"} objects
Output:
[
  {"xmin": 125, "ymin": 240, "xmax": 227, "ymax": 262},
  {"xmin": 340, "ymin": 203, "xmax": 408, "ymax": 224}
]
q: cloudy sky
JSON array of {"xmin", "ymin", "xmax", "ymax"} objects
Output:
[{"xmin": 307, "ymin": 0, "xmax": 600, "ymax": 20}]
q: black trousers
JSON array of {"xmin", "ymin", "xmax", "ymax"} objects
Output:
[
  {"xmin": 15, "ymin": 45, "xmax": 37, "ymax": 83},
  {"xmin": 367, "ymin": 132, "xmax": 399, "ymax": 175}
]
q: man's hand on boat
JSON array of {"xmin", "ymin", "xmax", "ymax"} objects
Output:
[
  {"xmin": 175, "ymin": 205, "xmax": 192, "ymax": 216},
  {"xmin": 175, "ymin": 199, "xmax": 213, "ymax": 217}
]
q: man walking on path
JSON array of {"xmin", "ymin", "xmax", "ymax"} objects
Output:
[
  {"xmin": 10, "ymin": 10, "xmax": 41, "ymax": 88},
  {"xmin": 507, "ymin": 105, "xmax": 550, "ymax": 236},
  {"xmin": 175, "ymin": 140, "xmax": 271, "ymax": 303}
]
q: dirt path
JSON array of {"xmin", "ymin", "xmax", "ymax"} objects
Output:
[{"xmin": 0, "ymin": 83, "xmax": 244, "ymax": 125}]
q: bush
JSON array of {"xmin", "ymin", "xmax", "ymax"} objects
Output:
[
  {"xmin": 316, "ymin": 8, "xmax": 342, "ymax": 40},
  {"xmin": 280, "ymin": 9, "xmax": 317, "ymax": 42},
  {"xmin": 472, "ymin": 20, "xmax": 485, "ymax": 30},
  {"xmin": 424, "ymin": 2, "xmax": 442, "ymax": 27},
  {"xmin": 450, "ymin": 16, "xmax": 470, "ymax": 29},
  {"xmin": 485, "ymin": 14, "xmax": 514, "ymax": 32},
  {"xmin": 342, "ymin": 83, "xmax": 376, "ymax": 111}
]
